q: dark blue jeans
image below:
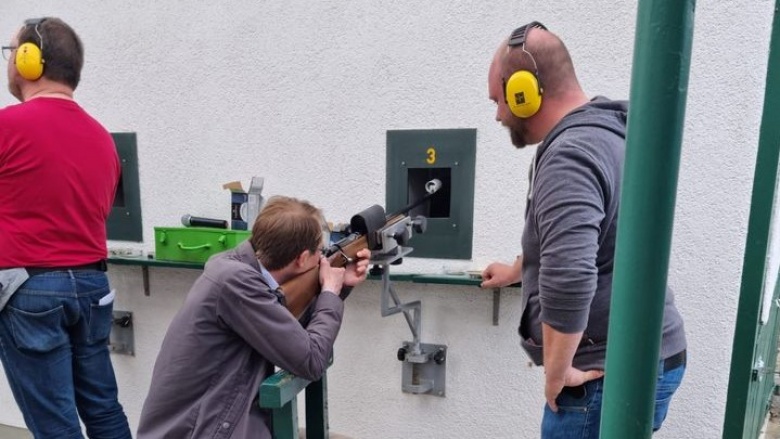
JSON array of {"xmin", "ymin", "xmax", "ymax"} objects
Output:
[
  {"xmin": 0, "ymin": 271, "xmax": 131, "ymax": 439},
  {"xmin": 541, "ymin": 358, "xmax": 685, "ymax": 438}
]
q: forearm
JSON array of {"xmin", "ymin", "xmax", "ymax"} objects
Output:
[
  {"xmin": 511, "ymin": 254, "xmax": 523, "ymax": 283},
  {"xmin": 542, "ymin": 322, "xmax": 582, "ymax": 380},
  {"xmin": 285, "ymin": 293, "xmax": 344, "ymax": 380},
  {"xmin": 541, "ymin": 322, "xmax": 605, "ymax": 411}
]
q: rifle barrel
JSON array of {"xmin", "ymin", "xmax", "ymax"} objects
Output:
[{"xmin": 385, "ymin": 178, "xmax": 442, "ymax": 219}]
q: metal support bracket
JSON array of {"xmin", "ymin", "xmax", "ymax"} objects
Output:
[
  {"xmin": 493, "ymin": 288, "xmax": 501, "ymax": 326},
  {"xmin": 109, "ymin": 310, "xmax": 135, "ymax": 356},
  {"xmin": 142, "ymin": 265, "xmax": 150, "ymax": 296},
  {"xmin": 398, "ymin": 341, "xmax": 447, "ymax": 396},
  {"xmin": 372, "ymin": 244, "xmax": 447, "ymax": 397}
]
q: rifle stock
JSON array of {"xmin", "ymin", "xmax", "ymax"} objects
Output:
[{"xmin": 280, "ymin": 214, "xmax": 405, "ymax": 320}]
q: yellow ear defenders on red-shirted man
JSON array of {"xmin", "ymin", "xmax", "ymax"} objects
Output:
[
  {"xmin": 15, "ymin": 18, "xmax": 46, "ymax": 81},
  {"xmin": 503, "ymin": 21, "xmax": 547, "ymax": 119}
]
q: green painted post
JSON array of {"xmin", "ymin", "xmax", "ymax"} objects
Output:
[
  {"xmin": 600, "ymin": 1, "xmax": 695, "ymax": 438},
  {"xmin": 305, "ymin": 375, "xmax": 328, "ymax": 438},
  {"xmin": 272, "ymin": 398, "xmax": 299, "ymax": 439},
  {"xmin": 723, "ymin": 1, "xmax": 780, "ymax": 437}
]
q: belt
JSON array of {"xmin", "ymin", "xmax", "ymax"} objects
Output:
[
  {"xmin": 25, "ymin": 260, "xmax": 108, "ymax": 277},
  {"xmin": 663, "ymin": 349, "xmax": 686, "ymax": 372}
]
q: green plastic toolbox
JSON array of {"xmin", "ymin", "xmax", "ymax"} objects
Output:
[{"xmin": 154, "ymin": 227, "xmax": 251, "ymax": 263}]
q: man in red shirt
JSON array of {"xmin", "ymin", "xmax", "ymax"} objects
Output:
[{"xmin": 0, "ymin": 18, "xmax": 132, "ymax": 438}]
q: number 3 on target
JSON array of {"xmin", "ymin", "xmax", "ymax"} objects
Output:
[{"xmin": 426, "ymin": 147, "xmax": 436, "ymax": 165}]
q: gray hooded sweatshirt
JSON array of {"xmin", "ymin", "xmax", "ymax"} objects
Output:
[{"xmin": 519, "ymin": 97, "xmax": 686, "ymax": 370}]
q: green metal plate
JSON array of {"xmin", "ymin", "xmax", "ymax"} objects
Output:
[
  {"xmin": 107, "ymin": 133, "xmax": 143, "ymax": 242},
  {"xmin": 386, "ymin": 129, "xmax": 476, "ymax": 260}
]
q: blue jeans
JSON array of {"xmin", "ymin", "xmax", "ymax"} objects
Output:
[
  {"xmin": 540, "ymin": 357, "xmax": 685, "ymax": 438},
  {"xmin": 0, "ymin": 271, "xmax": 131, "ymax": 439}
]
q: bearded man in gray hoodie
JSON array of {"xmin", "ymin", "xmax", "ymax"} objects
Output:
[{"xmin": 481, "ymin": 22, "xmax": 686, "ymax": 438}]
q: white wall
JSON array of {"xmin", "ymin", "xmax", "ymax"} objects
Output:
[{"xmin": 0, "ymin": 1, "xmax": 774, "ymax": 437}]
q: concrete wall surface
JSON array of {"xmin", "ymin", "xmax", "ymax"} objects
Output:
[{"xmin": 0, "ymin": 1, "xmax": 775, "ymax": 437}]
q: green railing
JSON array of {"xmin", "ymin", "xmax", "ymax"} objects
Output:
[
  {"xmin": 723, "ymin": 1, "xmax": 780, "ymax": 437},
  {"xmin": 601, "ymin": 0, "xmax": 695, "ymax": 436},
  {"xmin": 258, "ymin": 369, "xmax": 330, "ymax": 439}
]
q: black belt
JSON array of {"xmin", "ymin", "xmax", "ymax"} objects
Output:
[
  {"xmin": 25, "ymin": 260, "xmax": 107, "ymax": 277},
  {"xmin": 663, "ymin": 349, "xmax": 686, "ymax": 372}
]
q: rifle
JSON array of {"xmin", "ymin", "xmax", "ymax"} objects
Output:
[{"xmin": 280, "ymin": 179, "xmax": 442, "ymax": 320}]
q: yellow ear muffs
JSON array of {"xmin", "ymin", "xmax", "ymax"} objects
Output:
[
  {"xmin": 505, "ymin": 70, "xmax": 542, "ymax": 119},
  {"xmin": 15, "ymin": 42, "xmax": 44, "ymax": 81}
]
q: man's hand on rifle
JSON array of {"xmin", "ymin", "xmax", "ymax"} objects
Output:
[
  {"xmin": 318, "ymin": 257, "xmax": 346, "ymax": 295},
  {"xmin": 343, "ymin": 248, "xmax": 370, "ymax": 287},
  {"xmin": 318, "ymin": 249, "xmax": 369, "ymax": 295}
]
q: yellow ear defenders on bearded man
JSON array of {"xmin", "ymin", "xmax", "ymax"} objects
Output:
[
  {"xmin": 503, "ymin": 21, "xmax": 547, "ymax": 119},
  {"xmin": 15, "ymin": 18, "xmax": 46, "ymax": 81}
]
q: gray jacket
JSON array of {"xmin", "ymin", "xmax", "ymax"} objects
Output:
[
  {"xmin": 519, "ymin": 97, "xmax": 686, "ymax": 370},
  {"xmin": 137, "ymin": 241, "xmax": 344, "ymax": 439}
]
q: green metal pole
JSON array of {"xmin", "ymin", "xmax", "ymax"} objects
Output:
[
  {"xmin": 723, "ymin": 1, "xmax": 780, "ymax": 437},
  {"xmin": 600, "ymin": 1, "xmax": 695, "ymax": 438}
]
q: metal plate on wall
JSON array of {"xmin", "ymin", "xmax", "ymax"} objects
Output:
[
  {"xmin": 400, "ymin": 342, "xmax": 447, "ymax": 397},
  {"xmin": 109, "ymin": 310, "xmax": 134, "ymax": 356},
  {"xmin": 386, "ymin": 129, "xmax": 476, "ymax": 260},
  {"xmin": 107, "ymin": 132, "xmax": 143, "ymax": 242}
]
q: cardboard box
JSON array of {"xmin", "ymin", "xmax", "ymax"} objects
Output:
[{"xmin": 222, "ymin": 177, "xmax": 265, "ymax": 230}]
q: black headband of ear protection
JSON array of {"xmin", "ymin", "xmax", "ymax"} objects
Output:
[
  {"xmin": 24, "ymin": 18, "xmax": 46, "ymax": 27},
  {"xmin": 22, "ymin": 18, "xmax": 46, "ymax": 49},
  {"xmin": 508, "ymin": 21, "xmax": 547, "ymax": 47}
]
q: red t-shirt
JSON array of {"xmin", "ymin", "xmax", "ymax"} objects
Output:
[{"xmin": 0, "ymin": 98, "xmax": 119, "ymax": 267}]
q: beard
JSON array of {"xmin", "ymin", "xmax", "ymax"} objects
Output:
[
  {"xmin": 510, "ymin": 128, "xmax": 527, "ymax": 149},
  {"xmin": 508, "ymin": 123, "xmax": 530, "ymax": 149}
]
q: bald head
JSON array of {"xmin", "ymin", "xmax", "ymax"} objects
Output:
[
  {"xmin": 488, "ymin": 24, "xmax": 589, "ymax": 147},
  {"xmin": 497, "ymin": 25, "xmax": 580, "ymax": 100}
]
